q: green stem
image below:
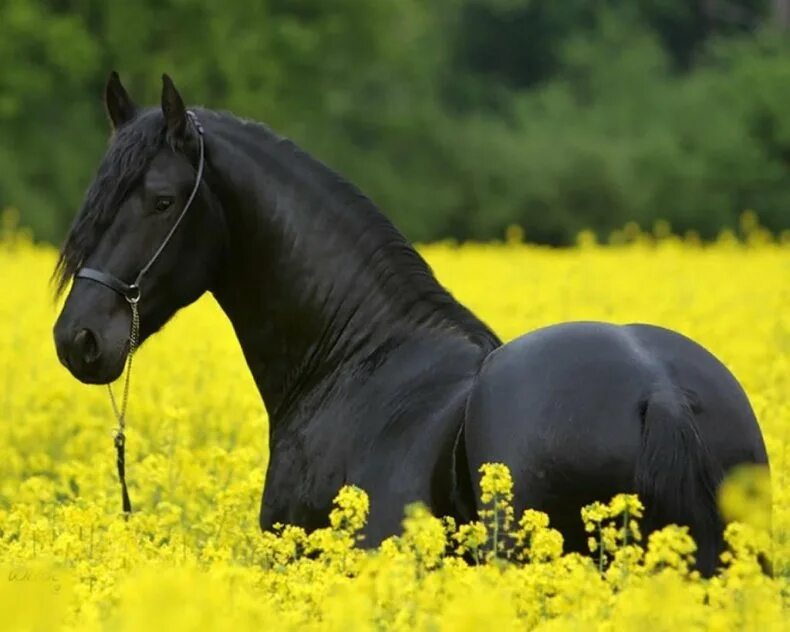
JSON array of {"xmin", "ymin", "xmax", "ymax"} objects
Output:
[
  {"xmin": 598, "ymin": 523, "xmax": 604, "ymax": 574},
  {"xmin": 623, "ymin": 508, "xmax": 629, "ymax": 547},
  {"xmin": 492, "ymin": 502, "xmax": 499, "ymax": 561}
]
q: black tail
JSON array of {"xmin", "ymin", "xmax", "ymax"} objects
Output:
[{"xmin": 635, "ymin": 389, "xmax": 724, "ymax": 576}]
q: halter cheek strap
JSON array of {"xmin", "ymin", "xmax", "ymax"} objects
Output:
[{"xmin": 73, "ymin": 110, "xmax": 205, "ymax": 516}]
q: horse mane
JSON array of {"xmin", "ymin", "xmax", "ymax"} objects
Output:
[
  {"xmin": 53, "ymin": 109, "xmax": 167, "ymax": 296},
  {"xmin": 217, "ymin": 113, "xmax": 501, "ymax": 350}
]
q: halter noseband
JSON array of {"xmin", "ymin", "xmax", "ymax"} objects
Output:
[{"xmin": 75, "ymin": 109, "xmax": 205, "ymax": 303}]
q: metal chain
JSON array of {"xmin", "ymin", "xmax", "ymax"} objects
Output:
[
  {"xmin": 106, "ymin": 298, "xmax": 139, "ymax": 515},
  {"xmin": 107, "ymin": 299, "xmax": 139, "ymax": 430}
]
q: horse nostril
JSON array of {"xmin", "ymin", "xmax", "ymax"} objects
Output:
[{"xmin": 73, "ymin": 328, "xmax": 101, "ymax": 365}]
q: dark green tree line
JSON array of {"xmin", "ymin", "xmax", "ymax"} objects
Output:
[{"xmin": 1, "ymin": 0, "xmax": 789, "ymax": 245}]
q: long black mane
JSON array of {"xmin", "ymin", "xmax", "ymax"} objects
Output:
[{"xmin": 222, "ymin": 113, "xmax": 501, "ymax": 349}]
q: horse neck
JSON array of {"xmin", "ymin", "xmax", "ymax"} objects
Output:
[{"xmin": 203, "ymin": 114, "xmax": 498, "ymax": 420}]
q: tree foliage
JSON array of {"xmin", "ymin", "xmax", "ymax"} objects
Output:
[{"xmin": 2, "ymin": 0, "xmax": 789, "ymax": 244}]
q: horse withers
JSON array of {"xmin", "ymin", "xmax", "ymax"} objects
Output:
[{"xmin": 53, "ymin": 73, "xmax": 769, "ymax": 576}]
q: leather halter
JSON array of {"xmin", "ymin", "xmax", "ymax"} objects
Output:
[{"xmin": 75, "ymin": 110, "xmax": 205, "ymax": 303}]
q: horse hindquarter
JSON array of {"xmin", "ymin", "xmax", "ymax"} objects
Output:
[{"xmin": 461, "ymin": 322, "xmax": 768, "ymax": 576}]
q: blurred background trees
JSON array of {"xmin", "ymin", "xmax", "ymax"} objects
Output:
[{"xmin": 2, "ymin": 0, "xmax": 789, "ymax": 245}]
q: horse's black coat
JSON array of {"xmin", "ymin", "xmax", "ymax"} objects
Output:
[{"xmin": 54, "ymin": 74, "xmax": 769, "ymax": 576}]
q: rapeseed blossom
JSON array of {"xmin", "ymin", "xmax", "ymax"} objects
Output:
[{"xmin": 0, "ymin": 215, "xmax": 787, "ymax": 630}]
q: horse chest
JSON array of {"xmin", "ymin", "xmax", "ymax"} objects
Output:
[
  {"xmin": 256, "ymin": 337, "xmax": 487, "ymax": 539},
  {"xmin": 259, "ymin": 426, "xmax": 350, "ymax": 531}
]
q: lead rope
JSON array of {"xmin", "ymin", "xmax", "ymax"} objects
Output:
[{"xmin": 107, "ymin": 296, "xmax": 139, "ymax": 516}]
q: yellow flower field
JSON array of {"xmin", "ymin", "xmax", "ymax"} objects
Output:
[{"xmin": 0, "ymin": 222, "xmax": 788, "ymax": 630}]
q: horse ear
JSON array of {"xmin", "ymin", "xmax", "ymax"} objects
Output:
[
  {"xmin": 104, "ymin": 71, "xmax": 136, "ymax": 130},
  {"xmin": 161, "ymin": 73, "xmax": 187, "ymax": 141}
]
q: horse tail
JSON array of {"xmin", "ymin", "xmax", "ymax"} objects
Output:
[{"xmin": 635, "ymin": 388, "xmax": 724, "ymax": 576}]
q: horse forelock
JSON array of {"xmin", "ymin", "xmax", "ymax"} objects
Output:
[{"xmin": 53, "ymin": 109, "xmax": 167, "ymax": 296}]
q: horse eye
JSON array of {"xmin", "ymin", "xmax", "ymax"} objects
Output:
[{"xmin": 154, "ymin": 196, "xmax": 174, "ymax": 212}]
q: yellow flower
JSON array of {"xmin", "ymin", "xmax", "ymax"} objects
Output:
[
  {"xmin": 581, "ymin": 501, "xmax": 609, "ymax": 530},
  {"xmin": 478, "ymin": 463, "xmax": 514, "ymax": 505},
  {"xmin": 644, "ymin": 525, "xmax": 697, "ymax": 574},
  {"xmin": 718, "ymin": 464, "xmax": 772, "ymax": 533},
  {"xmin": 329, "ymin": 485, "xmax": 370, "ymax": 535},
  {"xmin": 0, "ymin": 230, "xmax": 787, "ymax": 629}
]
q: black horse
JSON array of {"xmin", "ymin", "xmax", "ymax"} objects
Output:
[{"xmin": 53, "ymin": 74, "xmax": 768, "ymax": 576}]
